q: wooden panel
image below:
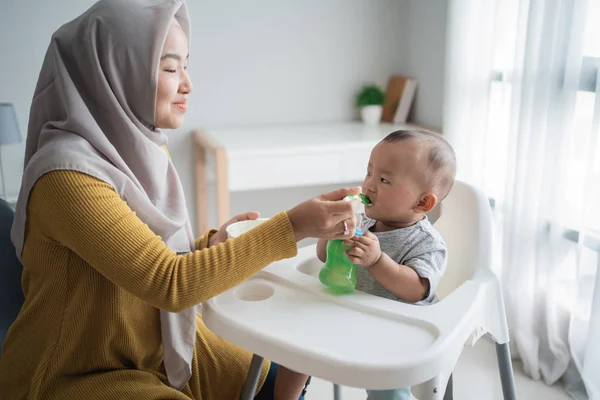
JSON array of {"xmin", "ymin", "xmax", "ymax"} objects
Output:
[
  {"xmin": 195, "ymin": 137, "xmax": 208, "ymax": 234},
  {"xmin": 215, "ymin": 147, "xmax": 230, "ymax": 226}
]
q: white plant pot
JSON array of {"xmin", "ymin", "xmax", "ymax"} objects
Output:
[{"xmin": 360, "ymin": 105, "xmax": 383, "ymax": 126}]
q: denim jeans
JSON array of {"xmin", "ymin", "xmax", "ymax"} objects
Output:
[{"xmin": 254, "ymin": 362, "xmax": 311, "ymax": 400}]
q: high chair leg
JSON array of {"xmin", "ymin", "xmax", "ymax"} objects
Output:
[
  {"xmin": 443, "ymin": 374, "xmax": 453, "ymax": 400},
  {"xmin": 333, "ymin": 383, "xmax": 342, "ymax": 400},
  {"xmin": 495, "ymin": 343, "xmax": 517, "ymax": 399},
  {"xmin": 240, "ymin": 353, "xmax": 264, "ymax": 400}
]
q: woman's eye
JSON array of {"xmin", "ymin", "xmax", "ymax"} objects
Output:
[
  {"xmin": 164, "ymin": 69, "xmax": 177, "ymax": 73},
  {"xmin": 366, "ymin": 172, "xmax": 372, "ymax": 177},
  {"xmin": 380, "ymin": 178, "xmax": 390, "ymax": 184}
]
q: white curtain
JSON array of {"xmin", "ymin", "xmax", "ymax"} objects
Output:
[{"xmin": 444, "ymin": 0, "xmax": 599, "ymax": 398}]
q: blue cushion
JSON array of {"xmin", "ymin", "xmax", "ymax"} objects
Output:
[{"xmin": 0, "ymin": 199, "xmax": 24, "ymax": 356}]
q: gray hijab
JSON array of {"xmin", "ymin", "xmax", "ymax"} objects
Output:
[{"xmin": 11, "ymin": 0, "xmax": 197, "ymax": 390}]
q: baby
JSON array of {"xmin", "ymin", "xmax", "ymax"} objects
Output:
[{"xmin": 316, "ymin": 129, "xmax": 457, "ymax": 400}]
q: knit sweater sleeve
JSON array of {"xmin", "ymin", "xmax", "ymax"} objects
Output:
[
  {"xmin": 29, "ymin": 170, "xmax": 297, "ymax": 312},
  {"xmin": 195, "ymin": 229, "xmax": 218, "ymax": 250}
]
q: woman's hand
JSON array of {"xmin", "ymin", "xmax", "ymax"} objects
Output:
[
  {"xmin": 286, "ymin": 187, "xmax": 362, "ymax": 242},
  {"xmin": 209, "ymin": 212, "xmax": 260, "ymax": 247}
]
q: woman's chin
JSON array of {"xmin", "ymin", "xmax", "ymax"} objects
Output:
[{"xmin": 155, "ymin": 116, "xmax": 184, "ymax": 130}]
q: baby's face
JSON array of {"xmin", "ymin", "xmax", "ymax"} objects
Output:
[{"xmin": 362, "ymin": 139, "xmax": 429, "ymax": 226}]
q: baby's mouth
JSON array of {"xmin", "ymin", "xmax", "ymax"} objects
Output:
[{"xmin": 359, "ymin": 193, "xmax": 373, "ymax": 207}]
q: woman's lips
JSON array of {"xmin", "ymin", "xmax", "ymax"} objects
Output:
[{"xmin": 174, "ymin": 101, "xmax": 187, "ymax": 112}]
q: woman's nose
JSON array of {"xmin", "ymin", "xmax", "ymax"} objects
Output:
[{"xmin": 180, "ymin": 71, "xmax": 193, "ymax": 95}]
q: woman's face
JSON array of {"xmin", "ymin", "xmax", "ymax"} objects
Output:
[{"xmin": 155, "ymin": 20, "xmax": 193, "ymax": 129}]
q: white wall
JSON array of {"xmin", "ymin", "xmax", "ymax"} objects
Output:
[
  {"xmin": 185, "ymin": 0, "xmax": 405, "ymax": 127},
  {"xmin": 400, "ymin": 0, "xmax": 448, "ymax": 129},
  {"xmin": 0, "ymin": 0, "xmax": 100, "ymax": 197},
  {"xmin": 0, "ymin": 0, "xmax": 448, "ymax": 233},
  {"xmin": 173, "ymin": 0, "xmax": 406, "ymax": 231}
]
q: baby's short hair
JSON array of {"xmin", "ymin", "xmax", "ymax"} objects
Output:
[{"xmin": 382, "ymin": 130, "xmax": 457, "ymax": 200}]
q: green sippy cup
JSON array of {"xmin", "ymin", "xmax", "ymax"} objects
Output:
[{"xmin": 318, "ymin": 194, "xmax": 371, "ymax": 293}]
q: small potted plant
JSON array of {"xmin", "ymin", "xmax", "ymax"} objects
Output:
[{"xmin": 356, "ymin": 84, "xmax": 385, "ymax": 125}]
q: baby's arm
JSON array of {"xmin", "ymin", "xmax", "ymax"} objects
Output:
[
  {"xmin": 317, "ymin": 239, "xmax": 328, "ymax": 262},
  {"xmin": 345, "ymin": 232, "xmax": 430, "ymax": 303},
  {"xmin": 366, "ymin": 254, "xmax": 429, "ymax": 303}
]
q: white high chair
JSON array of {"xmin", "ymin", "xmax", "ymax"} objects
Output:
[
  {"xmin": 203, "ymin": 181, "xmax": 517, "ymax": 400},
  {"xmin": 417, "ymin": 181, "xmax": 516, "ymax": 398}
]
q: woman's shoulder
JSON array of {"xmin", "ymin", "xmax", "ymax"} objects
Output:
[
  {"xmin": 30, "ymin": 170, "xmax": 119, "ymax": 216},
  {"xmin": 34, "ymin": 170, "xmax": 114, "ymax": 193},
  {"xmin": 27, "ymin": 170, "xmax": 132, "ymax": 247}
]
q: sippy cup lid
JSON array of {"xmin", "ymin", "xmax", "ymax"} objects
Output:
[{"xmin": 343, "ymin": 195, "xmax": 367, "ymax": 236}]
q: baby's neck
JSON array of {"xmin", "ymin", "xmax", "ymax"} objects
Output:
[{"xmin": 372, "ymin": 215, "xmax": 424, "ymax": 232}]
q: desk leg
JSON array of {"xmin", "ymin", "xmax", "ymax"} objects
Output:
[
  {"xmin": 443, "ymin": 374, "xmax": 453, "ymax": 400},
  {"xmin": 333, "ymin": 383, "xmax": 342, "ymax": 400},
  {"xmin": 215, "ymin": 147, "xmax": 230, "ymax": 227},
  {"xmin": 241, "ymin": 353, "xmax": 264, "ymax": 400},
  {"xmin": 195, "ymin": 142, "xmax": 229, "ymax": 234},
  {"xmin": 195, "ymin": 141, "xmax": 208, "ymax": 234}
]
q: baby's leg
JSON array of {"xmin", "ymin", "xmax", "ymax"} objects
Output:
[
  {"xmin": 274, "ymin": 366, "xmax": 310, "ymax": 400},
  {"xmin": 366, "ymin": 387, "xmax": 412, "ymax": 400}
]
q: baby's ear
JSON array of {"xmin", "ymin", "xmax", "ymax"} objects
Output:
[{"xmin": 415, "ymin": 193, "xmax": 438, "ymax": 213}]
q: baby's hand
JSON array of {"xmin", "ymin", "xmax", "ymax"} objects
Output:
[
  {"xmin": 343, "ymin": 231, "xmax": 382, "ymax": 268},
  {"xmin": 210, "ymin": 212, "xmax": 260, "ymax": 246}
]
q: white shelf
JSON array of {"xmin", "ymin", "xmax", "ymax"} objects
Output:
[
  {"xmin": 205, "ymin": 122, "xmax": 433, "ymax": 192},
  {"xmin": 209, "ymin": 122, "xmax": 407, "ymax": 153}
]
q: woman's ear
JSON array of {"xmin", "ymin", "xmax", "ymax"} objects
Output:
[{"xmin": 414, "ymin": 193, "xmax": 438, "ymax": 213}]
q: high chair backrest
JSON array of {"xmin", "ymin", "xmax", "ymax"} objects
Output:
[{"xmin": 433, "ymin": 181, "xmax": 493, "ymax": 299}]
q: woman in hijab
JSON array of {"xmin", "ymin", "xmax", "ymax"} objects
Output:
[{"xmin": 0, "ymin": 1, "xmax": 360, "ymax": 399}]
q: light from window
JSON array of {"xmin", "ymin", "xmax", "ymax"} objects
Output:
[
  {"xmin": 487, "ymin": 0, "xmax": 600, "ymax": 234},
  {"xmin": 565, "ymin": 92, "xmax": 598, "ymax": 232},
  {"xmin": 584, "ymin": 0, "xmax": 600, "ymax": 57}
]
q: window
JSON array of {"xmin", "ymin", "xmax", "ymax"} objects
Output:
[{"xmin": 485, "ymin": 0, "xmax": 600, "ymax": 240}]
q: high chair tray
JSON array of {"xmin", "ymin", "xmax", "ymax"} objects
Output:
[{"xmin": 203, "ymin": 245, "xmax": 486, "ymax": 390}]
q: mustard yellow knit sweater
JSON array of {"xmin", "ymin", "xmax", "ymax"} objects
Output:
[{"xmin": 0, "ymin": 170, "xmax": 297, "ymax": 399}]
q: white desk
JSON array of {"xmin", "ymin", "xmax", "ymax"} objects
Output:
[{"xmin": 193, "ymin": 122, "xmax": 438, "ymax": 233}]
